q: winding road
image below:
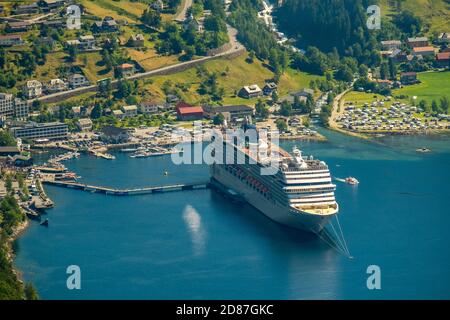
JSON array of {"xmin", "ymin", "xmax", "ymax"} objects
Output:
[{"xmin": 35, "ymin": 25, "xmax": 245, "ymax": 104}]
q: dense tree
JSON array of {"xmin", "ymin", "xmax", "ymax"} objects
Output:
[
  {"xmin": 280, "ymin": 101, "xmax": 292, "ymax": 117},
  {"xmin": 0, "ymin": 131, "xmax": 15, "ymax": 147},
  {"xmin": 141, "ymin": 8, "xmax": 162, "ymax": 28}
]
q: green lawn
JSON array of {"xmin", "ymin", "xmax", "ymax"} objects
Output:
[{"xmin": 393, "ymin": 71, "xmax": 450, "ymax": 105}]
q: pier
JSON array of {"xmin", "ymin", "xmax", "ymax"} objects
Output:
[{"xmin": 42, "ymin": 180, "xmax": 210, "ymax": 196}]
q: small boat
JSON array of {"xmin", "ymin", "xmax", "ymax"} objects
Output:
[
  {"xmin": 164, "ymin": 171, "xmax": 169, "ymax": 176},
  {"xmin": 131, "ymin": 151, "xmax": 150, "ymax": 158},
  {"xmin": 345, "ymin": 177, "xmax": 359, "ymax": 185},
  {"xmin": 40, "ymin": 219, "xmax": 49, "ymax": 227},
  {"xmin": 416, "ymin": 147, "xmax": 431, "ymax": 153},
  {"xmin": 120, "ymin": 148, "xmax": 138, "ymax": 153}
]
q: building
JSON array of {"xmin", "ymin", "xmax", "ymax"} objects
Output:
[
  {"xmin": 100, "ymin": 126, "xmax": 130, "ymax": 144},
  {"xmin": 127, "ymin": 34, "xmax": 145, "ymax": 47},
  {"xmin": 92, "ymin": 17, "xmax": 119, "ymax": 33},
  {"xmin": 0, "ymin": 146, "xmax": 20, "ymax": 157},
  {"xmin": 76, "ymin": 118, "xmax": 93, "ymax": 131},
  {"xmin": 36, "ymin": 36, "xmax": 56, "ymax": 48},
  {"xmin": 400, "ymin": 72, "xmax": 419, "ymax": 85},
  {"xmin": 116, "ymin": 63, "xmax": 135, "ymax": 77},
  {"xmin": 239, "ymin": 85, "xmax": 262, "ymax": 99},
  {"xmin": 263, "ymin": 82, "xmax": 277, "ymax": 96},
  {"xmin": 203, "ymin": 104, "xmax": 253, "ymax": 121},
  {"xmin": 407, "ymin": 37, "xmax": 429, "ymax": 48},
  {"xmin": 381, "ymin": 40, "xmax": 402, "ymax": 51},
  {"xmin": 438, "ymin": 32, "xmax": 450, "ymax": 44},
  {"xmin": 177, "ymin": 106, "xmax": 203, "ymax": 121},
  {"xmin": 412, "ymin": 46, "xmax": 436, "ymax": 57},
  {"xmin": 436, "ymin": 52, "xmax": 450, "ymax": 68},
  {"xmin": 23, "ymin": 80, "xmax": 43, "ymax": 99},
  {"xmin": 10, "ymin": 122, "xmax": 68, "ymax": 140},
  {"xmin": 121, "ymin": 105, "xmax": 138, "ymax": 117},
  {"xmin": 292, "ymin": 88, "xmax": 314, "ymax": 98},
  {"xmin": 6, "ymin": 21, "xmax": 32, "ymax": 33},
  {"xmin": 14, "ymin": 98, "xmax": 29, "ymax": 119},
  {"xmin": 79, "ymin": 35, "xmax": 96, "ymax": 51},
  {"xmin": 38, "ymin": 0, "xmax": 66, "ymax": 11},
  {"xmin": 389, "ymin": 49, "xmax": 407, "ymax": 62},
  {"xmin": 112, "ymin": 109, "xmax": 124, "ymax": 119},
  {"xmin": 14, "ymin": 3, "xmax": 39, "ymax": 15},
  {"xmin": 0, "ymin": 35, "xmax": 25, "ymax": 47},
  {"xmin": 41, "ymin": 19, "xmax": 65, "ymax": 29},
  {"xmin": 139, "ymin": 101, "xmax": 164, "ymax": 114},
  {"xmin": 0, "ymin": 93, "xmax": 14, "ymax": 118},
  {"xmin": 46, "ymin": 78, "xmax": 67, "ymax": 93},
  {"xmin": 68, "ymin": 74, "xmax": 89, "ymax": 89}
]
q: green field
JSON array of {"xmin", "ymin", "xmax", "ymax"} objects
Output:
[
  {"xmin": 393, "ymin": 71, "xmax": 450, "ymax": 105},
  {"xmin": 380, "ymin": 0, "xmax": 450, "ymax": 35}
]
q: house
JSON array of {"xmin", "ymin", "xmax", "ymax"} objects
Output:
[
  {"xmin": 0, "ymin": 5, "xmax": 4, "ymax": 14},
  {"xmin": 0, "ymin": 35, "xmax": 25, "ymax": 47},
  {"xmin": 46, "ymin": 79, "xmax": 67, "ymax": 93},
  {"xmin": 121, "ymin": 105, "xmax": 138, "ymax": 117},
  {"xmin": 203, "ymin": 104, "xmax": 253, "ymax": 121},
  {"xmin": 436, "ymin": 52, "xmax": 450, "ymax": 68},
  {"xmin": 41, "ymin": 19, "xmax": 65, "ymax": 29},
  {"xmin": 92, "ymin": 17, "xmax": 119, "ymax": 33},
  {"xmin": 100, "ymin": 126, "xmax": 130, "ymax": 144},
  {"xmin": 68, "ymin": 74, "xmax": 89, "ymax": 89},
  {"xmin": 23, "ymin": 80, "xmax": 43, "ymax": 99},
  {"xmin": 127, "ymin": 34, "xmax": 145, "ymax": 47},
  {"xmin": 438, "ymin": 32, "xmax": 450, "ymax": 44},
  {"xmin": 112, "ymin": 109, "xmax": 124, "ymax": 119},
  {"xmin": 389, "ymin": 49, "xmax": 407, "ymax": 62},
  {"xmin": 76, "ymin": 118, "xmax": 93, "ymax": 131},
  {"xmin": 239, "ymin": 85, "xmax": 262, "ymax": 99},
  {"xmin": 407, "ymin": 37, "xmax": 428, "ymax": 48},
  {"xmin": 400, "ymin": 72, "xmax": 419, "ymax": 85},
  {"xmin": 36, "ymin": 36, "xmax": 56, "ymax": 48},
  {"xmin": 412, "ymin": 46, "xmax": 436, "ymax": 57},
  {"xmin": 6, "ymin": 21, "xmax": 32, "ymax": 33},
  {"xmin": 166, "ymin": 94, "xmax": 179, "ymax": 103},
  {"xmin": 292, "ymin": 88, "xmax": 314, "ymax": 98},
  {"xmin": 381, "ymin": 40, "xmax": 402, "ymax": 51},
  {"xmin": 14, "ymin": 3, "xmax": 39, "ymax": 15},
  {"xmin": 38, "ymin": 0, "xmax": 66, "ymax": 12},
  {"xmin": 139, "ymin": 101, "xmax": 164, "ymax": 114},
  {"xmin": 116, "ymin": 63, "xmax": 135, "ymax": 77},
  {"xmin": 183, "ymin": 15, "xmax": 203, "ymax": 32},
  {"xmin": 263, "ymin": 82, "xmax": 277, "ymax": 96},
  {"xmin": 79, "ymin": 35, "xmax": 96, "ymax": 51},
  {"xmin": 177, "ymin": 105, "xmax": 204, "ymax": 121}
]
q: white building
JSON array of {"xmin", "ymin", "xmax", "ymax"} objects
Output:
[
  {"xmin": 68, "ymin": 74, "xmax": 89, "ymax": 89},
  {"xmin": 76, "ymin": 118, "xmax": 93, "ymax": 131},
  {"xmin": 139, "ymin": 101, "xmax": 164, "ymax": 114},
  {"xmin": 24, "ymin": 80, "xmax": 43, "ymax": 99},
  {"xmin": 121, "ymin": 105, "xmax": 138, "ymax": 117},
  {"xmin": 46, "ymin": 78, "xmax": 68, "ymax": 93},
  {"xmin": 0, "ymin": 93, "xmax": 14, "ymax": 118},
  {"xmin": 79, "ymin": 35, "xmax": 96, "ymax": 51}
]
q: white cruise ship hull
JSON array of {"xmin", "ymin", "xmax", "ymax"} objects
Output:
[{"xmin": 211, "ymin": 165, "xmax": 335, "ymax": 234}]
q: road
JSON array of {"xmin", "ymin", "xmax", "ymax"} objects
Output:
[
  {"xmin": 35, "ymin": 24, "xmax": 245, "ymax": 104},
  {"xmin": 173, "ymin": 0, "xmax": 193, "ymax": 22}
]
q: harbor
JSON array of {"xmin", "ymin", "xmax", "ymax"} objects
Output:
[{"xmin": 13, "ymin": 130, "xmax": 450, "ymax": 299}]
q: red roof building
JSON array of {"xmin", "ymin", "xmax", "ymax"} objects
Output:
[
  {"xmin": 436, "ymin": 52, "xmax": 450, "ymax": 67},
  {"xmin": 177, "ymin": 106, "xmax": 203, "ymax": 121}
]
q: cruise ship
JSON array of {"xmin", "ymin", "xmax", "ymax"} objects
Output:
[{"xmin": 210, "ymin": 128, "xmax": 338, "ymax": 234}]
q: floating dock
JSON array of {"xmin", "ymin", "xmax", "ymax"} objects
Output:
[{"xmin": 42, "ymin": 180, "xmax": 210, "ymax": 196}]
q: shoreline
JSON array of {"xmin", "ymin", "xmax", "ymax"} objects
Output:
[{"xmin": 6, "ymin": 218, "xmax": 30, "ymax": 286}]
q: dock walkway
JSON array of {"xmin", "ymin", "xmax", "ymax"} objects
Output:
[{"xmin": 42, "ymin": 180, "xmax": 210, "ymax": 196}]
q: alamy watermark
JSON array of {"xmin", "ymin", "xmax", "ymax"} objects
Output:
[
  {"xmin": 366, "ymin": 5, "xmax": 381, "ymax": 30},
  {"xmin": 67, "ymin": 5, "xmax": 81, "ymax": 30},
  {"xmin": 170, "ymin": 122, "xmax": 281, "ymax": 175},
  {"xmin": 366, "ymin": 265, "xmax": 381, "ymax": 290},
  {"xmin": 66, "ymin": 265, "xmax": 81, "ymax": 290}
]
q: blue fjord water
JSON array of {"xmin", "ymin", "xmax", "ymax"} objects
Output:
[{"xmin": 14, "ymin": 129, "xmax": 450, "ymax": 299}]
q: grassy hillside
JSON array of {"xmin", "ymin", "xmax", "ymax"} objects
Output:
[{"xmin": 380, "ymin": 0, "xmax": 450, "ymax": 34}]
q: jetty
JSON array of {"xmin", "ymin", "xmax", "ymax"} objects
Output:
[{"xmin": 42, "ymin": 180, "xmax": 210, "ymax": 196}]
